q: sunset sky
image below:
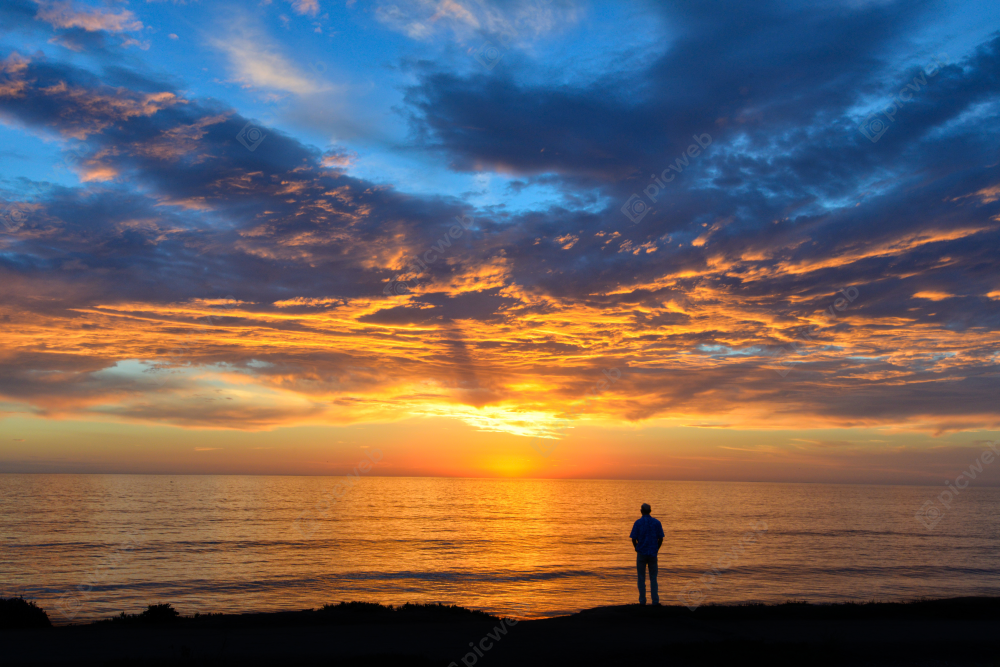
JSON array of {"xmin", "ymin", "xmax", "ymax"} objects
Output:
[{"xmin": 1, "ymin": 0, "xmax": 999, "ymax": 483}]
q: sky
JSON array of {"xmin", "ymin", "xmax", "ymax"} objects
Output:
[{"xmin": 1, "ymin": 0, "xmax": 999, "ymax": 483}]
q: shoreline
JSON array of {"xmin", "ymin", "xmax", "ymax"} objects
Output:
[{"xmin": 4, "ymin": 597, "xmax": 1000, "ymax": 665}]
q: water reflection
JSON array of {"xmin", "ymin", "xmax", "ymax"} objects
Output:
[{"xmin": 2, "ymin": 475, "xmax": 999, "ymax": 624}]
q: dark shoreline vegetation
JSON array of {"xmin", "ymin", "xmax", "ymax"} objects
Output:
[
  {"xmin": 95, "ymin": 601, "xmax": 502, "ymax": 627},
  {"xmin": 6, "ymin": 596, "xmax": 1000, "ymax": 629},
  {"xmin": 0, "ymin": 597, "xmax": 52, "ymax": 629},
  {"xmin": 3, "ymin": 597, "xmax": 1000, "ymax": 665}
]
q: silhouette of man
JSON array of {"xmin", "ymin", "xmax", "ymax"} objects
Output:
[{"xmin": 630, "ymin": 503, "xmax": 664, "ymax": 605}]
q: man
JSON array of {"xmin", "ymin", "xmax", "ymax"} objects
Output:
[{"xmin": 629, "ymin": 503, "xmax": 664, "ymax": 605}]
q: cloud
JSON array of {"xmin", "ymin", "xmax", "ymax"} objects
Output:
[
  {"xmin": 913, "ymin": 291, "xmax": 954, "ymax": 301},
  {"xmin": 373, "ymin": 0, "xmax": 577, "ymax": 42},
  {"xmin": 287, "ymin": 0, "xmax": 319, "ymax": 17},
  {"xmin": 0, "ymin": 3, "xmax": 998, "ymax": 440},
  {"xmin": 213, "ymin": 33, "xmax": 332, "ymax": 96},
  {"xmin": 0, "ymin": 53, "xmax": 181, "ymax": 139},
  {"xmin": 34, "ymin": 0, "xmax": 143, "ymax": 33}
]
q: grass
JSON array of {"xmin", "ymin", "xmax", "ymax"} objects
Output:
[
  {"xmin": 319, "ymin": 601, "xmax": 499, "ymax": 621},
  {"xmin": 98, "ymin": 603, "xmax": 181, "ymax": 626},
  {"xmin": 9, "ymin": 596, "xmax": 1000, "ymax": 631},
  {"xmin": 82, "ymin": 600, "xmax": 502, "ymax": 629}
]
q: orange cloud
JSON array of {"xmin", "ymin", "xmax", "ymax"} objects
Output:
[{"xmin": 913, "ymin": 291, "xmax": 953, "ymax": 301}]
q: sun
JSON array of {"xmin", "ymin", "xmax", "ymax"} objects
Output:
[{"xmin": 482, "ymin": 456, "xmax": 535, "ymax": 477}]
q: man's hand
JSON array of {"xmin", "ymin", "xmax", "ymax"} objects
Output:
[
  {"xmin": 657, "ymin": 537, "xmax": 663, "ymax": 552},
  {"xmin": 632, "ymin": 538, "xmax": 639, "ymax": 552}
]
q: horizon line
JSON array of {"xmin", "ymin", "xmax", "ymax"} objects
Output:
[{"xmin": 1, "ymin": 471, "xmax": 998, "ymax": 489}]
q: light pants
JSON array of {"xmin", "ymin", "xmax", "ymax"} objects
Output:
[{"xmin": 636, "ymin": 553, "xmax": 658, "ymax": 604}]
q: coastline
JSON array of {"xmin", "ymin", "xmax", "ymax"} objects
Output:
[{"xmin": 4, "ymin": 597, "xmax": 1000, "ymax": 666}]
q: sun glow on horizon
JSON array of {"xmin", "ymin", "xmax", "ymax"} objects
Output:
[{"xmin": 480, "ymin": 456, "xmax": 537, "ymax": 478}]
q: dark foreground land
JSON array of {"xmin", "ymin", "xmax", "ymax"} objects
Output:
[{"xmin": 4, "ymin": 597, "xmax": 1000, "ymax": 666}]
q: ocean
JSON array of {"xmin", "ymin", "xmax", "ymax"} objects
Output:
[{"xmin": 2, "ymin": 475, "xmax": 999, "ymax": 625}]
